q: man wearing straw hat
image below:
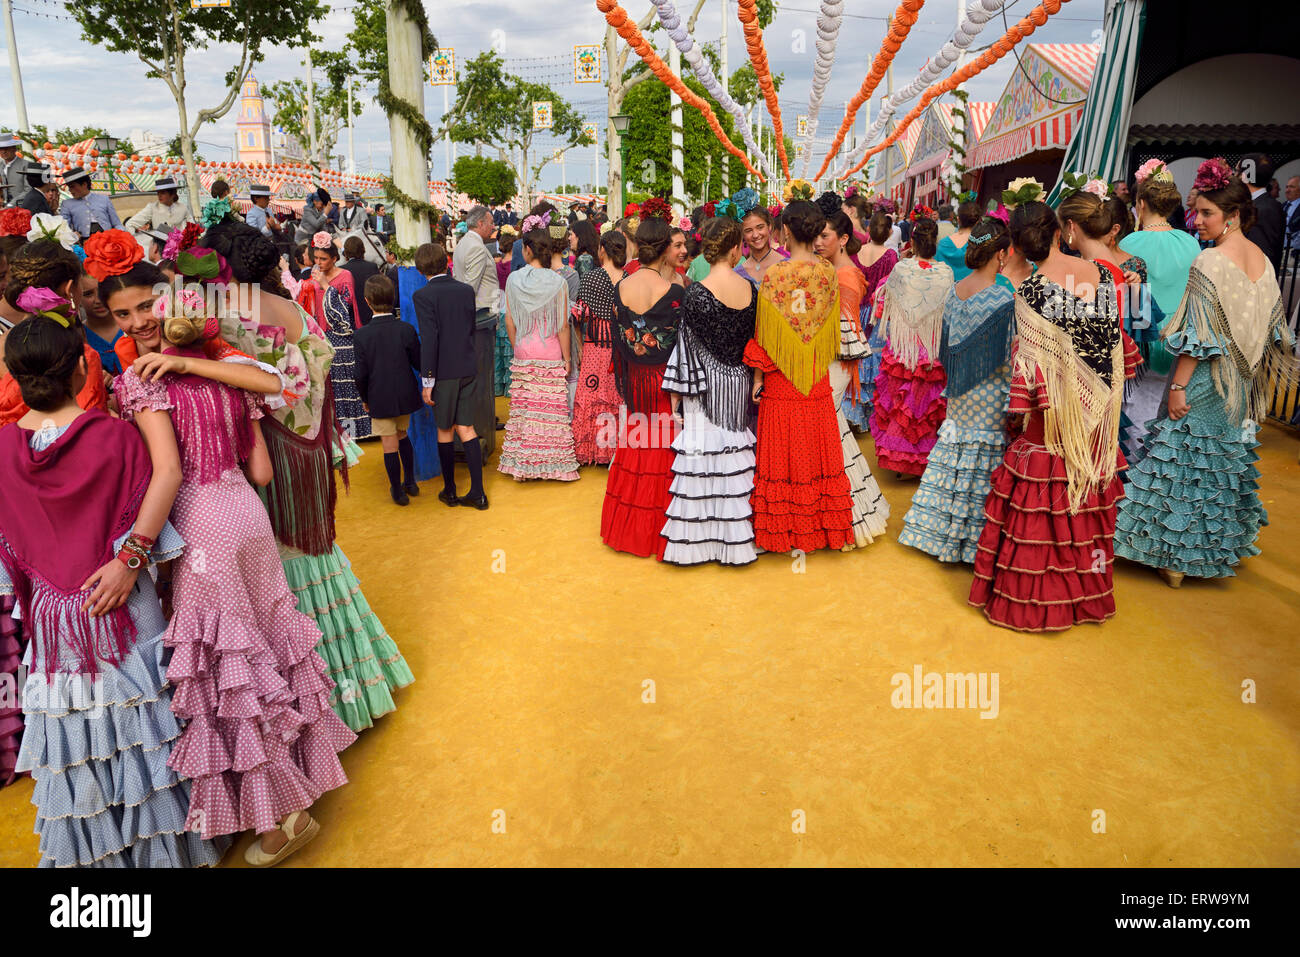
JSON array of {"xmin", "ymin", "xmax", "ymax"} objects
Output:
[
  {"xmin": 0, "ymin": 132, "xmax": 32, "ymax": 207},
  {"xmin": 245, "ymin": 183, "xmax": 282, "ymax": 239},
  {"xmin": 59, "ymin": 166, "xmax": 123, "ymax": 238},
  {"xmin": 125, "ymin": 175, "xmax": 192, "ymax": 233}
]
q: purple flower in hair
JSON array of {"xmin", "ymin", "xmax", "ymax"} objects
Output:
[{"xmin": 16, "ymin": 286, "xmax": 69, "ymax": 314}]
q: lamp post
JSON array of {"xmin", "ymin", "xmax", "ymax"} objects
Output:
[
  {"xmin": 93, "ymin": 134, "xmax": 120, "ymax": 195},
  {"xmin": 612, "ymin": 113, "xmax": 630, "ymax": 216}
]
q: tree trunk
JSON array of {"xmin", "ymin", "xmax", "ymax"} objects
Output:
[
  {"xmin": 605, "ymin": 25, "xmax": 622, "ymax": 204},
  {"xmin": 385, "ymin": 0, "xmax": 431, "ymax": 255}
]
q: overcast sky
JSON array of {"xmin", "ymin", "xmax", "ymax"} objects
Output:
[{"xmin": 0, "ymin": 0, "xmax": 1105, "ymax": 189}]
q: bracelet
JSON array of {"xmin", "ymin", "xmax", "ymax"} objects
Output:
[
  {"xmin": 1169, "ymin": 382, "xmax": 1187, "ymax": 391},
  {"xmin": 116, "ymin": 545, "xmax": 147, "ymax": 570}
]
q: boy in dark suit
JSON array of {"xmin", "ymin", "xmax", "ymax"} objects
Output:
[
  {"xmin": 412, "ymin": 242, "xmax": 488, "ymax": 510},
  {"xmin": 353, "ymin": 274, "xmax": 423, "ymax": 505}
]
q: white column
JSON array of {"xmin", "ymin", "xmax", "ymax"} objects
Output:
[
  {"xmin": 385, "ymin": 0, "xmax": 432, "ymax": 251},
  {"xmin": 347, "ymin": 85, "xmax": 355, "ymax": 174},
  {"xmin": 443, "ymin": 85, "xmax": 452, "ymax": 183},
  {"xmin": 670, "ymin": 43, "xmax": 684, "ymax": 214},
  {"xmin": 3, "ymin": 0, "xmax": 28, "ymax": 132}
]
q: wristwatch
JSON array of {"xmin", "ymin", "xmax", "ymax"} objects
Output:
[{"xmin": 1169, "ymin": 382, "xmax": 1186, "ymax": 391}]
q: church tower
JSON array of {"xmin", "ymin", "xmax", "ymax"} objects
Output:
[{"xmin": 236, "ymin": 75, "xmax": 273, "ymax": 165}]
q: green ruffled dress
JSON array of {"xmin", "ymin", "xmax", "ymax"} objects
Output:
[{"xmin": 1114, "ymin": 249, "xmax": 1296, "ymax": 578}]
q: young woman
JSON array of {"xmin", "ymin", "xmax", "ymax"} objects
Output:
[
  {"xmin": 198, "ymin": 222, "xmax": 413, "ymax": 733},
  {"xmin": 305, "ymin": 233, "xmax": 370, "ymax": 439},
  {"xmin": 570, "ymin": 219, "xmax": 600, "ymax": 276},
  {"xmin": 899, "ymin": 217, "xmax": 1015, "ymax": 562},
  {"xmin": 869, "ymin": 218, "xmax": 955, "ymax": 478},
  {"xmin": 735, "ymin": 207, "xmax": 788, "ymax": 286},
  {"xmin": 844, "ymin": 211, "xmax": 902, "ymax": 432},
  {"xmin": 817, "ymin": 211, "xmax": 889, "ymax": 547},
  {"xmin": 744, "ymin": 200, "xmax": 855, "ymax": 553},
  {"xmin": 842, "ymin": 191, "xmax": 873, "ymax": 246},
  {"xmin": 1115, "ymin": 161, "xmax": 1298, "ymax": 586},
  {"xmin": 0, "ymin": 310, "xmax": 226, "ymax": 867},
  {"xmin": 661, "ymin": 216, "xmax": 758, "ymax": 566},
  {"xmin": 571, "ymin": 231, "xmax": 627, "ymax": 465},
  {"xmin": 969, "ymin": 200, "xmax": 1138, "ymax": 631},
  {"xmin": 601, "ymin": 217, "xmax": 683, "ymax": 558},
  {"xmin": 935, "ymin": 200, "xmax": 983, "ymax": 280},
  {"xmin": 500, "ymin": 223, "xmax": 580, "ymax": 481},
  {"xmin": 103, "ymin": 270, "xmax": 356, "ymax": 865}
]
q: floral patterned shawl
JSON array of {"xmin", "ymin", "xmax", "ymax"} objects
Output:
[{"xmin": 751, "ymin": 258, "xmax": 841, "ymax": 396}]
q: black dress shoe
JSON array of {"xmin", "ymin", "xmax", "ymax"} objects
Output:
[
  {"xmin": 390, "ymin": 486, "xmax": 410, "ymax": 506},
  {"xmin": 495, "ymin": 421, "xmax": 506, "ymax": 431},
  {"xmin": 404, "ymin": 480, "xmax": 420, "ymax": 497},
  {"xmin": 458, "ymin": 492, "xmax": 489, "ymax": 510},
  {"xmin": 437, "ymin": 488, "xmax": 460, "ymax": 507}
]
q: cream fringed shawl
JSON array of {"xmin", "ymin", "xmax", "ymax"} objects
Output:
[
  {"xmin": 878, "ymin": 257, "xmax": 955, "ymax": 370},
  {"xmin": 752, "ymin": 258, "xmax": 841, "ymax": 396},
  {"xmin": 1013, "ymin": 270, "xmax": 1124, "ymax": 514},
  {"xmin": 1161, "ymin": 247, "xmax": 1299, "ymax": 424}
]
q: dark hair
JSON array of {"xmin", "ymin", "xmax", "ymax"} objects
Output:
[
  {"xmin": 343, "ymin": 236, "xmax": 365, "ymax": 259},
  {"xmin": 528, "ymin": 200, "xmax": 557, "ymax": 219},
  {"xmin": 1199, "ymin": 174, "xmax": 1257, "ymax": 235},
  {"xmin": 938, "ymin": 203, "xmax": 954, "ymax": 220},
  {"xmin": 1009, "ymin": 201, "xmax": 1058, "ymax": 262},
  {"xmin": 312, "ymin": 241, "xmax": 340, "ymax": 263},
  {"xmin": 867, "ymin": 210, "xmax": 892, "ymax": 245},
  {"xmin": 571, "ymin": 219, "xmax": 599, "ymax": 261},
  {"xmin": 956, "ymin": 200, "xmax": 982, "ymax": 229},
  {"xmin": 781, "ymin": 200, "xmax": 825, "ymax": 246},
  {"xmin": 522, "ymin": 228, "xmax": 552, "ymax": 263},
  {"xmin": 211, "ymin": 179, "xmax": 230, "ymax": 199},
  {"xmin": 634, "ymin": 217, "xmax": 672, "ymax": 265},
  {"xmin": 1103, "ymin": 197, "xmax": 1134, "ymax": 243},
  {"xmin": 1136, "ymin": 175, "xmax": 1180, "ymax": 217},
  {"xmin": 295, "ymin": 243, "xmax": 313, "ymax": 269},
  {"xmin": 910, "ymin": 218, "xmax": 939, "ymax": 259},
  {"xmin": 844, "ymin": 193, "xmax": 873, "ymax": 226},
  {"xmin": 823, "ymin": 210, "xmax": 862, "ymax": 257},
  {"xmin": 1237, "ymin": 153, "xmax": 1274, "ymax": 190},
  {"xmin": 414, "ymin": 242, "xmax": 447, "ymax": 276},
  {"xmin": 4, "ymin": 240, "xmax": 82, "ymax": 310},
  {"xmin": 0, "ymin": 234, "xmax": 26, "ymax": 261},
  {"xmin": 363, "ymin": 273, "xmax": 395, "ymax": 312},
  {"xmin": 598, "ymin": 230, "xmax": 628, "ymax": 268},
  {"xmin": 4, "ymin": 314, "xmax": 84, "ymax": 411},
  {"xmin": 203, "ymin": 221, "xmax": 286, "ymax": 296},
  {"xmin": 741, "ymin": 206, "xmax": 774, "ymax": 228},
  {"xmin": 700, "ymin": 216, "xmax": 742, "ymax": 265},
  {"xmin": 1057, "ymin": 191, "xmax": 1111, "ymax": 241},
  {"xmin": 99, "ymin": 261, "xmax": 167, "ymax": 303},
  {"xmin": 815, "ymin": 191, "xmax": 843, "ymax": 218},
  {"xmin": 964, "ymin": 216, "xmax": 1010, "ymax": 270}
]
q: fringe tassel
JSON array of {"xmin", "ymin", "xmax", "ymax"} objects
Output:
[
  {"xmin": 752, "ymin": 297, "xmax": 838, "ymax": 397},
  {"xmin": 259, "ymin": 411, "xmax": 337, "ymax": 556},
  {"xmin": 165, "ymin": 375, "xmax": 254, "ymax": 485},
  {"xmin": 14, "ymin": 573, "xmax": 135, "ymax": 678},
  {"xmin": 940, "ymin": 300, "xmax": 1015, "ymax": 397},
  {"xmin": 614, "ymin": 359, "xmax": 669, "ymax": 415}
]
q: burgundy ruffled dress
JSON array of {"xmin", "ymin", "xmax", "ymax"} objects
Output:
[
  {"xmin": 116, "ymin": 366, "xmax": 356, "ymax": 839},
  {"xmin": 0, "ymin": 596, "xmax": 22, "ymax": 787}
]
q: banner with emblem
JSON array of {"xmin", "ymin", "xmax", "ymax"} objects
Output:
[
  {"xmin": 797, "ymin": 115, "xmax": 809, "ymax": 138},
  {"xmin": 573, "ymin": 44, "xmax": 602, "ymax": 84},
  {"xmin": 532, "ymin": 101, "xmax": 553, "ymax": 131},
  {"xmin": 429, "ymin": 48, "xmax": 456, "ymax": 85},
  {"xmin": 582, "ymin": 123, "xmax": 598, "ymax": 145}
]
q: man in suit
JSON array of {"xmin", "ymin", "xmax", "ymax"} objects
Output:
[
  {"xmin": 1283, "ymin": 176, "xmax": 1300, "ymax": 258},
  {"xmin": 16, "ymin": 163, "xmax": 58, "ymax": 216},
  {"xmin": 59, "ymin": 167, "xmax": 124, "ymax": 238},
  {"xmin": 372, "ymin": 203, "xmax": 394, "ymax": 239},
  {"xmin": 341, "ymin": 235, "xmax": 380, "ymax": 326},
  {"xmin": 413, "ymin": 241, "xmax": 488, "ymax": 510},
  {"xmin": 0, "ymin": 132, "xmax": 32, "ymax": 207},
  {"xmin": 1237, "ymin": 154, "xmax": 1284, "ymax": 273}
]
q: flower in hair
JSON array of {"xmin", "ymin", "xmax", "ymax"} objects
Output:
[
  {"xmin": 15, "ymin": 286, "xmax": 68, "ymax": 314},
  {"xmin": 311, "ymin": 230, "xmax": 334, "ymax": 249},
  {"xmin": 988, "ymin": 202, "xmax": 1010, "ymax": 225},
  {"xmin": 702, "ymin": 201, "xmax": 717, "ymax": 219},
  {"xmin": 677, "ymin": 215, "xmax": 692, "ymax": 230},
  {"xmin": 730, "ymin": 188, "xmax": 758, "ymax": 214},
  {"xmin": 782, "ymin": 179, "xmax": 814, "ymax": 203},
  {"xmin": 176, "ymin": 246, "xmax": 232, "ymax": 284},
  {"xmin": 909, "ymin": 204, "xmax": 935, "ymax": 223},
  {"xmin": 768, "ymin": 203, "xmax": 784, "ymax": 219},
  {"xmin": 26, "ymin": 212, "xmax": 78, "ymax": 251},
  {"xmin": 1134, "ymin": 158, "xmax": 1171, "ymax": 186},
  {"xmin": 163, "ymin": 222, "xmax": 204, "ymax": 261},
  {"xmin": 639, "ymin": 197, "xmax": 672, "ymax": 223},
  {"xmin": 714, "ymin": 198, "xmax": 741, "ymax": 222},
  {"xmin": 599, "ymin": 221, "xmax": 613, "ymax": 236},
  {"xmin": 843, "ymin": 184, "xmax": 858, "ymax": 200},
  {"xmin": 0, "ymin": 207, "xmax": 32, "ymax": 237},
  {"xmin": 1082, "ymin": 178, "xmax": 1109, "ymax": 199},
  {"xmin": 1001, "ymin": 177, "xmax": 1044, "ymax": 210},
  {"xmin": 152, "ymin": 287, "xmax": 206, "ymax": 321},
  {"xmin": 1192, "ymin": 157, "xmax": 1232, "ymax": 193},
  {"xmin": 521, "ymin": 212, "xmax": 551, "ymax": 234},
  {"xmin": 872, "ymin": 196, "xmax": 896, "ymax": 215},
  {"xmin": 200, "ymin": 196, "xmax": 234, "ymax": 228},
  {"xmin": 82, "ymin": 228, "xmax": 144, "ymax": 281}
]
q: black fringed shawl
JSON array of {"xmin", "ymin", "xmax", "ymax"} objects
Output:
[{"xmin": 611, "ymin": 279, "xmax": 682, "ymax": 413}]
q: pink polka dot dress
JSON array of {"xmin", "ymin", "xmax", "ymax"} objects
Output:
[{"xmin": 116, "ymin": 367, "xmax": 356, "ymax": 839}]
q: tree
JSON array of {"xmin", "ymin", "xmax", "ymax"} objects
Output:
[
  {"xmin": 19, "ymin": 125, "xmax": 135, "ymax": 156},
  {"xmin": 445, "ymin": 52, "xmax": 593, "ymax": 210},
  {"xmin": 452, "ymin": 155, "xmax": 516, "ymax": 206},
  {"xmin": 70, "ymin": 0, "xmax": 327, "ymax": 216},
  {"xmin": 263, "ymin": 48, "xmax": 364, "ymax": 170},
  {"xmin": 165, "ymin": 133, "xmax": 200, "ymax": 164}
]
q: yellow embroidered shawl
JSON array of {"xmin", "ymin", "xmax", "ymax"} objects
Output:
[{"xmin": 753, "ymin": 258, "xmax": 840, "ymax": 395}]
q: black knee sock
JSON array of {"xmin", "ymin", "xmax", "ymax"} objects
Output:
[
  {"xmin": 383, "ymin": 451, "xmax": 402, "ymax": 490},
  {"xmin": 398, "ymin": 436, "xmax": 415, "ymax": 485},
  {"xmin": 463, "ymin": 437, "xmax": 484, "ymax": 498},
  {"xmin": 437, "ymin": 441, "xmax": 457, "ymax": 494}
]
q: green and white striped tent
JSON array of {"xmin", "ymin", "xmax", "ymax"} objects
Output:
[{"xmin": 1045, "ymin": 0, "xmax": 1147, "ymax": 204}]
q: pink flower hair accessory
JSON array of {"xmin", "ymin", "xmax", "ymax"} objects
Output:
[
  {"xmin": 1134, "ymin": 158, "xmax": 1168, "ymax": 186},
  {"xmin": 677, "ymin": 216, "xmax": 692, "ymax": 230},
  {"xmin": 152, "ymin": 287, "xmax": 207, "ymax": 321},
  {"xmin": 311, "ymin": 230, "xmax": 333, "ymax": 249},
  {"xmin": 521, "ymin": 212, "xmax": 551, "ymax": 234},
  {"xmin": 1082, "ymin": 178, "xmax": 1109, "ymax": 199},
  {"xmin": 1193, "ymin": 157, "xmax": 1233, "ymax": 193},
  {"xmin": 16, "ymin": 286, "xmax": 69, "ymax": 314}
]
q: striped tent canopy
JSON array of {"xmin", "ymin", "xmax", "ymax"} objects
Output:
[
  {"xmin": 968, "ymin": 43, "xmax": 1101, "ymax": 170},
  {"xmin": 966, "ymin": 101, "xmax": 996, "ymax": 141}
]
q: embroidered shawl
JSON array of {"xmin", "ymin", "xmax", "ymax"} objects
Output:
[
  {"xmin": 752, "ymin": 258, "xmax": 840, "ymax": 396},
  {"xmin": 939, "ymin": 283, "xmax": 1016, "ymax": 397},
  {"xmin": 878, "ymin": 257, "xmax": 955, "ymax": 370}
]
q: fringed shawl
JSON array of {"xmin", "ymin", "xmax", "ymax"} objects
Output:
[
  {"xmin": 1163, "ymin": 248, "xmax": 1300, "ymax": 423},
  {"xmin": 611, "ymin": 281, "xmax": 682, "ymax": 412},
  {"xmin": 752, "ymin": 259, "xmax": 841, "ymax": 396},
  {"xmin": 1014, "ymin": 270, "xmax": 1124, "ymax": 513},
  {"xmin": 0, "ymin": 411, "xmax": 150, "ymax": 675},
  {"xmin": 939, "ymin": 283, "xmax": 1016, "ymax": 397},
  {"xmin": 506, "ymin": 265, "xmax": 568, "ymax": 341},
  {"xmin": 878, "ymin": 258, "xmax": 955, "ymax": 371}
]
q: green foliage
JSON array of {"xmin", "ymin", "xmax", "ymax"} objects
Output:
[
  {"xmin": 165, "ymin": 134, "xmax": 199, "ymax": 163},
  {"xmin": 19, "ymin": 125, "xmax": 134, "ymax": 156},
  {"xmin": 263, "ymin": 48, "xmax": 364, "ymax": 166},
  {"xmin": 727, "ymin": 63, "xmax": 784, "ymax": 109},
  {"xmin": 453, "ymin": 156, "xmax": 517, "ymax": 205}
]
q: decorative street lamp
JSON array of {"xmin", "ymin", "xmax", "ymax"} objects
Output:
[
  {"xmin": 611, "ymin": 114, "xmax": 630, "ymax": 215},
  {"xmin": 93, "ymin": 134, "xmax": 120, "ymax": 195}
]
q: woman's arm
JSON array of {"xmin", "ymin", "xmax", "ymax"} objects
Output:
[
  {"xmin": 558, "ymin": 319, "xmax": 571, "ymax": 374},
  {"xmin": 504, "ymin": 308, "xmax": 516, "ymax": 348},
  {"xmin": 244, "ymin": 418, "xmax": 273, "ymax": 486},
  {"xmin": 132, "ymin": 353, "xmax": 281, "ymax": 394},
  {"xmin": 1166, "ymin": 354, "xmax": 1198, "ymax": 420}
]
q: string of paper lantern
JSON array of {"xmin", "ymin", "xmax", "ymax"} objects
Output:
[
  {"xmin": 836, "ymin": 0, "xmax": 1019, "ymax": 178},
  {"xmin": 795, "ymin": 0, "xmax": 845, "ymax": 180},
  {"xmin": 812, "ymin": 0, "xmax": 923, "ymax": 182},
  {"xmin": 649, "ymin": 0, "xmax": 773, "ymax": 181},
  {"xmin": 841, "ymin": 0, "xmax": 1071, "ymax": 179},
  {"xmin": 597, "ymin": 0, "xmax": 765, "ymax": 180},
  {"xmin": 735, "ymin": 0, "xmax": 790, "ymax": 179}
]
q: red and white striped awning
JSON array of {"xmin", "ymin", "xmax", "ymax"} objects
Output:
[{"xmin": 969, "ymin": 108, "xmax": 1083, "ymax": 168}]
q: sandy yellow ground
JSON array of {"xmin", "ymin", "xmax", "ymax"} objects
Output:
[{"xmin": 2, "ymin": 402, "xmax": 1298, "ymax": 867}]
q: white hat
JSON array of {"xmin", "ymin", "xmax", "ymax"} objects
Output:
[
  {"xmin": 24, "ymin": 163, "xmax": 53, "ymax": 186},
  {"xmin": 154, "ymin": 176, "xmax": 179, "ymax": 192},
  {"xmin": 144, "ymin": 228, "xmax": 170, "ymax": 244},
  {"xmin": 344, "ymin": 192, "xmax": 358, "ymax": 202},
  {"xmin": 62, "ymin": 166, "xmax": 91, "ymax": 186},
  {"xmin": 0, "ymin": 132, "xmax": 19, "ymax": 149},
  {"xmin": 249, "ymin": 183, "xmax": 272, "ymax": 197}
]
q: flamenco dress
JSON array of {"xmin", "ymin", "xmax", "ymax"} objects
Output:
[
  {"xmin": 0, "ymin": 592, "xmax": 21, "ymax": 788},
  {"xmin": 319, "ymin": 274, "xmax": 372, "ymax": 440},
  {"xmin": 1115, "ymin": 249, "xmax": 1297, "ymax": 578},
  {"xmin": 899, "ymin": 283, "xmax": 1015, "ymax": 562},
  {"xmin": 115, "ymin": 365, "xmax": 356, "ymax": 840},
  {"xmin": 743, "ymin": 259, "xmax": 855, "ymax": 553},
  {"xmin": 869, "ymin": 257, "xmax": 955, "ymax": 476},
  {"xmin": 600, "ymin": 283, "xmax": 682, "ymax": 558},
  {"xmin": 498, "ymin": 265, "xmax": 581, "ymax": 481},
  {"xmin": 661, "ymin": 282, "xmax": 758, "ymax": 565},
  {"xmin": 969, "ymin": 269, "xmax": 1138, "ymax": 631},
  {"xmin": 842, "ymin": 248, "xmax": 897, "ymax": 431},
  {"xmin": 219, "ymin": 306, "xmax": 414, "ymax": 733},
  {"xmin": 571, "ymin": 268, "xmax": 621, "ymax": 465}
]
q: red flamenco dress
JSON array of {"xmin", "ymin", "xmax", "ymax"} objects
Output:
[
  {"xmin": 743, "ymin": 258, "xmax": 855, "ymax": 553},
  {"xmin": 600, "ymin": 282, "xmax": 682, "ymax": 558},
  {"xmin": 869, "ymin": 257, "xmax": 955, "ymax": 476},
  {"xmin": 969, "ymin": 269, "xmax": 1139, "ymax": 632}
]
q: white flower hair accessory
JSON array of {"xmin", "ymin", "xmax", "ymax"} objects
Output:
[{"xmin": 26, "ymin": 213, "xmax": 78, "ymax": 251}]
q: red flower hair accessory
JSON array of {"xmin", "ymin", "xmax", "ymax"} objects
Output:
[
  {"xmin": 1192, "ymin": 157, "xmax": 1233, "ymax": 192},
  {"xmin": 0, "ymin": 207, "xmax": 32, "ymax": 238},
  {"xmin": 82, "ymin": 229, "xmax": 145, "ymax": 281},
  {"xmin": 640, "ymin": 197, "xmax": 672, "ymax": 222}
]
